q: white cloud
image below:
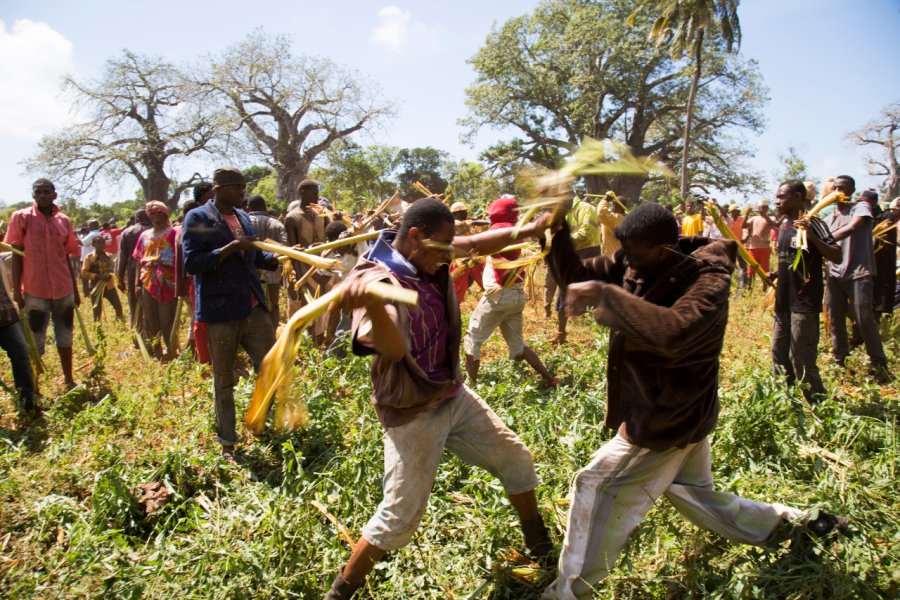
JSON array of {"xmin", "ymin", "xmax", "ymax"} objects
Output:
[
  {"xmin": 371, "ymin": 6, "xmax": 440, "ymax": 53},
  {"xmin": 0, "ymin": 19, "xmax": 75, "ymax": 139}
]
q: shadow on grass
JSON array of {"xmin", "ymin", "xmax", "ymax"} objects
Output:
[{"xmin": 0, "ymin": 410, "xmax": 49, "ymax": 454}]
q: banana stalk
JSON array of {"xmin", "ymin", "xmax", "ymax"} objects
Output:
[
  {"xmin": 74, "ymin": 305, "xmax": 95, "ymax": 357},
  {"xmin": 807, "ymin": 191, "xmax": 847, "ymax": 218},
  {"xmin": 0, "ymin": 242, "xmax": 25, "ymax": 257},
  {"xmin": 413, "ymin": 181, "xmax": 447, "ymax": 201},
  {"xmin": 873, "ymin": 219, "xmax": 896, "ymax": 248},
  {"xmin": 355, "ymin": 193, "xmax": 397, "ymax": 233},
  {"xmin": 302, "ymin": 230, "xmax": 380, "ymax": 255},
  {"xmin": 492, "ymin": 253, "xmax": 545, "ymax": 270},
  {"xmin": 18, "ymin": 310, "xmax": 44, "ymax": 374},
  {"xmin": 245, "ymin": 280, "xmax": 419, "ymax": 435},
  {"xmin": 585, "ymin": 192, "xmax": 629, "ymax": 214},
  {"xmin": 790, "ymin": 191, "xmax": 847, "ymax": 273},
  {"xmin": 168, "ymin": 296, "xmax": 183, "ymax": 354}
]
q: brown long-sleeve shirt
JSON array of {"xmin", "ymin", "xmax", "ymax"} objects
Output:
[{"xmin": 546, "ymin": 225, "xmax": 736, "ymax": 451}]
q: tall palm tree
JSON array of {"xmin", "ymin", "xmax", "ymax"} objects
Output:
[{"xmin": 630, "ymin": 0, "xmax": 742, "ymax": 201}]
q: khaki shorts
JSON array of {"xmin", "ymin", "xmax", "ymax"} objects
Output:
[{"xmin": 463, "ymin": 287, "xmax": 526, "ymax": 360}]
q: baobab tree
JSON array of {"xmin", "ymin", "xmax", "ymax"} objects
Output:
[{"xmin": 28, "ymin": 50, "xmax": 228, "ymax": 210}]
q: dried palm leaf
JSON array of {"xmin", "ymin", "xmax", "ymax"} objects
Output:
[{"xmin": 245, "ymin": 281, "xmax": 418, "ymax": 435}]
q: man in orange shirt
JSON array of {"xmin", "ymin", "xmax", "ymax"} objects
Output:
[{"xmin": 4, "ymin": 179, "xmax": 81, "ymax": 388}]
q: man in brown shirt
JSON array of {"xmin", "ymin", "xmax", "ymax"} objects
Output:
[
  {"xmin": 284, "ymin": 179, "xmax": 326, "ymax": 261},
  {"xmin": 529, "ymin": 203, "xmax": 847, "ymax": 598}
]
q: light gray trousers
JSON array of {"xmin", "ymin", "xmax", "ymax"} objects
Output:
[{"xmin": 542, "ymin": 434, "xmax": 806, "ymax": 599}]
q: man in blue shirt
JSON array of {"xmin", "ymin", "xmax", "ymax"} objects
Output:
[{"xmin": 182, "ymin": 167, "xmax": 279, "ymax": 461}]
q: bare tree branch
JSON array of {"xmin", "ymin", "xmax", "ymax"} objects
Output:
[
  {"xmin": 203, "ymin": 30, "xmax": 395, "ymax": 202},
  {"xmin": 26, "ymin": 50, "xmax": 231, "ymax": 209}
]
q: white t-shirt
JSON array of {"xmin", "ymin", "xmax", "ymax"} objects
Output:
[{"xmin": 81, "ymin": 230, "xmax": 101, "ymax": 260}]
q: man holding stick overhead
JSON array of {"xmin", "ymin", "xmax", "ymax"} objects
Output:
[
  {"xmin": 463, "ymin": 196, "xmax": 556, "ymax": 387},
  {"xmin": 521, "ymin": 203, "xmax": 847, "ymax": 599},
  {"xmin": 182, "ymin": 167, "xmax": 279, "ymax": 462},
  {"xmin": 326, "ymin": 198, "xmax": 552, "ymax": 599}
]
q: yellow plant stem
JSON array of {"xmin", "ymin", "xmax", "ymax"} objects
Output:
[
  {"xmin": 74, "ymin": 305, "xmax": 95, "ymax": 357},
  {"xmin": 705, "ymin": 203, "xmax": 772, "ymax": 289},
  {"xmin": 19, "ymin": 310, "xmax": 44, "ymax": 375},
  {"xmin": 302, "ymin": 230, "xmax": 380, "ymax": 255},
  {"xmin": 253, "ymin": 240, "xmax": 341, "ymax": 271}
]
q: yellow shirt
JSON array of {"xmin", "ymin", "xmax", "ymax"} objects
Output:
[
  {"xmin": 681, "ymin": 214, "xmax": 703, "ymax": 237},
  {"xmin": 596, "ymin": 201, "xmax": 625, "ymax": 255}
]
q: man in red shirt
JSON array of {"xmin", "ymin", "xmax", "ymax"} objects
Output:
[
  {"xmin": 4, "ymin": 179, "xmax": 81, "ymax": 388},
  {"xmin": 100, "ymin": 220, "xmax": 122, "ymax": 254}
]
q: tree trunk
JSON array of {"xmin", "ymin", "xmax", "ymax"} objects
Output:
[
  {"xmin": 584, "ymin": 174, "xmax": 647, "ymax": 207},
  {"xmin": 888, "ymin": 129, "xmax": 899, "ymax": 199},
  {"xmin": 145, "ymin": 169, "xmax": 172, "ymax": 209},
  {"xmin": 583, "ymin": 174, "xmax": 611, "ymax": 196},
  {"xmin": 679, "ymin": 28, "xmax": 704, "ymax": 204},
  {"xmin": 276, "ymin": 157, "xmax": 310, "ymax": 204},
  {"xmin": 612, "ymin": 176, "xmax": 647, "ymax": 206}
]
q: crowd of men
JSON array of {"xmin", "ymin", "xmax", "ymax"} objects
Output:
[{"xmin": 1, "ymin": 171, "xmax": 897, "ymax": 598}]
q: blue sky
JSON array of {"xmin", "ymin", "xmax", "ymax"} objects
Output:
[{"xmin": 0, "ymin": 0, "xmax": 898, "ymax": 206}]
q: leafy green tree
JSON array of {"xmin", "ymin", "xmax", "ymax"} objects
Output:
[
  {"xmin": 464, "ymin": 0, "xmax": 763, "ymax": 201},
  {"xmin": 242, "ymin": 166, "xmax": 273, "ymax": 196},
  {"xmin": 775, "ymin": 146, "xmax": 811, "ymax": 184},
  {"xmin": 443, "ymin": 160, "xmax": 503, "ymax": 210},
  {"xmin": 308, "ymin": 142, "xmax": 399, "ymax": 212},
  {"xmin": 633, "ymin": 0, "xmax": 742, "ymax": 201},
  {"xmin": 395, "ymin": 147, "xmax": 450, "ymax": 201},
  {"xmin": 250, "ymin": 175, "xmax": 280, "ymax": 211}
]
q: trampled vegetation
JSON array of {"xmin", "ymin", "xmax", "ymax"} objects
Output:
[{"xmin": 0, "ymin": 290, "xmax": 897, "ymax": 598}]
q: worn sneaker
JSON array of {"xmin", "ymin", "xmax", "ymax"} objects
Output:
[{"xmin": 806, "ymin": 510, "xmax": 850, "ymax": 536}]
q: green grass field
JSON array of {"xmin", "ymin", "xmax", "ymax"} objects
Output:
[{"xmin": 0, "ymin": 289, "xmax": 897, "ymax": 599}]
